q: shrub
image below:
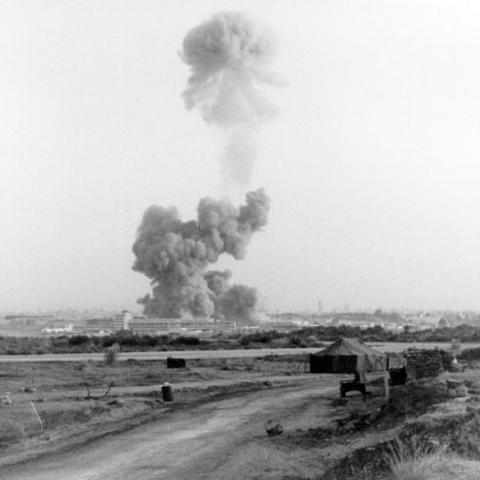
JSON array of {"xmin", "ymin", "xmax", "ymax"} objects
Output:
[
  {"xmin": 169, "ymin": 336, "xmax": 200, "ymax": 347},
  {"xmin": 240, "ymin": 331, "xmax": 282, "ymax": 346},
  {"xmin": 68, "ymin": 335, "xmax": 90, "ymax": 346},
  {"xmin": 458, "ymin": 347, "xmax": 480, "ymax": 362},
  {"xmin": 74, "ymin": 362, "xmax": 86, "ymax": 371},
  {"xmin": 104, "ymin": 343, "xmax": 119, "ymax": 366},
  {"xmin": 287, "ymin": 335, "xmax": 309, "ymax": 348},
  {"xmin": 0, "ymin": 419, "xmax": 24, "ymax": 446},
  {"xmin": 102, "ymin": 336, "xmax": 116, "ymax": 348}
]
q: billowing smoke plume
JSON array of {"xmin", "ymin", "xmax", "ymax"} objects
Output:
[
  {"xmin": 132, "ymin": 13, "xmax": 281, "ymax": 322},
  {"xmin": 218, "ymin": 284, "xmax": 259, "ymax": 324},
  {"xmin": 204, "ymin": 269, "xmax": 231, "ymax": 297},
  {"xmin": 203, "ymin": 270, "xmax": 259, "ymax": 324},
  {"xmin": 133, "ymin": 189, "xmax": 270, "ymax": 320},
  {"xmin": 181, "ymin": 11, "xmax": 283, "ymax": 190}
]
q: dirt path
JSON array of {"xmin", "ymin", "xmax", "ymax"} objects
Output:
[
  {"xmin": 13, "ymin": 374, "xmax": 317, "ymax": 400},
  {"xmin": 2, "ymin": 381, "xmax": 339, "ymax": 480},
  {"xmin": 0, "ymin": 348, "xmax": 320, "ymax": 363},
  {"xmin": 0, "ymin": 342, "xmax": 469, "ymax": 363}
]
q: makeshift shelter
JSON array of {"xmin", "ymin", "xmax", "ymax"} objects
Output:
[{"xmin": 310, "ymin": 337, "xmax": 387, "ymax": 375}]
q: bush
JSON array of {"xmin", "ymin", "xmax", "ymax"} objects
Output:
[
  {"xmin": 240, "ymin": 331, "xmax": 283, "ymax": 346},
  {"xmin": 169, "ymin": 336, "xmax": 200, "ymax": 347},
  {"xmin": 68, "ymin": 335, "xmax": 91, "ymax": 346},
  {"xmin": 287, "ymin": 335, "xmax": 309, "ymax": 348},
  {"xmin": 458, "ymin": 347, "xmax": 480, "ymax": 362},
  {"xmin": 104, "ymin": 343, "xmax": 119, "ymax": 366},
  {"xmin": 0, "ymin": 419, "xmax": 24, "ymax": 446}
]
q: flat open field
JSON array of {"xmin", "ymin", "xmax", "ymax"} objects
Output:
[
  {"xmin": 0, "ymin": 353, "xmax": 396, "ymax": 480},
  {"xmin": 1, "ymin": 341, "xmax": 477, "ymax": 363},
  {"xmin": 0, "ymin": 355, "xmax": 322, "ymax": 464},
  {"xmin": 2, "ymin": 345, "xmax": 480, "ymax": 479},
  {"xmin": 369, "ymin": 341, "xmax": 480, "ymax": 353}
]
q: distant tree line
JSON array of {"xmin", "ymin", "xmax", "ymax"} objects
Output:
[{"xmin": 2, "ymin": 324, "xmax": 480, "ymax": 355}]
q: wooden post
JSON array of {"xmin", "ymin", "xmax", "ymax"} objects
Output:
[
  {"xmin": 30, "ymin": 401, "xmax": 43, "ymax": 430},
  {"xmin": 384, "ymin": 371, "xmax": 390, "ymax": 400}
]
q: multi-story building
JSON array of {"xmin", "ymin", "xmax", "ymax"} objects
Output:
[
  {"xmin": 85, "ymin": 317, "xmax": 115, "ymax": 333},
  {"xmin": 113, "ymin": 311, "xmax": 132, "ymax": 331},
  {"xmin": 128, "ymin": 317, "xmax": 236, "ymax": 335},
  {"xmin": 84, "ymin": 311, "xmax": 236, "ymax": 336}
]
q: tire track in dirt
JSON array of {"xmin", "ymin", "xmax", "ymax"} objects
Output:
[{"xmin": 2, "ymin": 380, "xmax": 339, "ymax": 480}]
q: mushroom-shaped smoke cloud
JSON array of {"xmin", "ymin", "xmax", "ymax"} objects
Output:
[{"xmin": 181, "ymin": 11, "xmax": 284, "ymax": 190}]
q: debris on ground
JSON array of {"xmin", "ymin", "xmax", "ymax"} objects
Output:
[{"xmin": 265, "ymin": 420, "xmax": 283, "ymax": 436}]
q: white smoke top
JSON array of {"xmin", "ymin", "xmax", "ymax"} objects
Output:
[{"xmin": 181, "ymin": 11, "xmax": 284, "ymax": 192}]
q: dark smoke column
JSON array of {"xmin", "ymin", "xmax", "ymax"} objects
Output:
[{"xmin": 132, "ymin": 189, "xmax": 270, "ymax": 319}]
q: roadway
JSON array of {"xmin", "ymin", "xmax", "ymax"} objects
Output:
[
  {"xmin": 0, "ymin": 348, "xmax": 319, "ymax": 362},
  {"xmin": 0, "ymin": 342, "xmax": 471, "ymax": 362},
  {"xmin": 1, "ymin": 381, "xmax": 339, "ymax": 480}
]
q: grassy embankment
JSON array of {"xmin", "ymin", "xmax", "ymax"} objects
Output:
[{"xmin": 318, "ymin": 347, "xmax": 480, "ymax": 480}]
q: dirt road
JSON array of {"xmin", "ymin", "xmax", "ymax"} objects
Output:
[
  {"xmin": 2, "ymin": 380, "xmax": 338, "ymax": 480},
  {"xmin": 0, "ymin": 348, "xmax": 320, "ymax": 363},
  {"xmin": 0, "ymin": 342, "xmax": 470, "ymax": 363}
]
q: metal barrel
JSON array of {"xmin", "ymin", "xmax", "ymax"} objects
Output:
[{"xmin": 161, "ymin": 383, "xmax": 174, "ymax": 402}]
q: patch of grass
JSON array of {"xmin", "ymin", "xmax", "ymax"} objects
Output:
[
  {"xmin": 386, "ymin": 439, "xmax": 480, "ymax": 480},
  {"xmin": 398, "ymin": 404, "xmax": 480, "ymax": 460},
  {"xmin": 329, "ymin": 397, "xmax": 348, "ymax": 407},
  {"xmin": 374, "ymin": 382, "xmax": 448, "ymax": 423},
  {"xmin": 36, "ymin": 405, "xmax": 93, "ymax": 430},
  {"xmin": 319, "ymin": 382, "xmax": 453, "ymax": 479},
  {"xmin": 0, "ymin": 419, "xmax": 24, "ymax": 446}
]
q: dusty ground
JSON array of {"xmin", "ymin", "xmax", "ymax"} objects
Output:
[
  {"xmin": 1, "ymin": 355, "xmax": 476, "ymax": 480},
  {"xmin": 0, "ymin": 355, "xmax": 386, "ymax": 478},
  {"xmin": 1, "ymin": 379, "xmax": 398, "ymax": 480},
  {"xmin": 0, "ymin": 355, "xmax": 315, "ymax": 456}
]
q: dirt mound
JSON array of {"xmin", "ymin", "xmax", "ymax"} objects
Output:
[{"xmin": 318, "ymin": 381, "xmax": 450, "ymax": 479}]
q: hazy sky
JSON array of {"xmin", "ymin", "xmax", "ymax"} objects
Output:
[{"xmin": 2, "ymin": 0, "xmax": 480, "ymax": 313}]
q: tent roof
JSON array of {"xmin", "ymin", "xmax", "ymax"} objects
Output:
[{"xmin": 312, "ymin": 337, "xmax": 384, "ymax": 357}]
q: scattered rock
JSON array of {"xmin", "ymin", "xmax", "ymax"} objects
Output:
[
  {"xmin": 1, "ymin": 395, "xmax": 12, "ymax": 405},
  {"xmin": 265, "ymin": 420, "xmax": 283, "ymax": 436}
]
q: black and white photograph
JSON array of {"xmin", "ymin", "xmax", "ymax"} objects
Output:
[{"xmin": 2, "ymin": 1, "xmax": 480, "ymax": 479}]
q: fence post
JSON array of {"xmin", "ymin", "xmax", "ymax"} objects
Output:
[{"xmin": 384, "ymin": 371, "xmax": 390, "ymax": 400}]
